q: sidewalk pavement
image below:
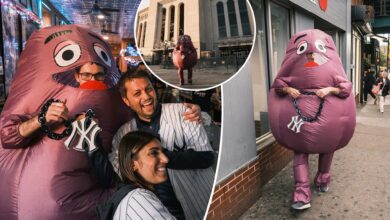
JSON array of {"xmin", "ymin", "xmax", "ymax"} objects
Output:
[
  {"xmin": 240, "ymin": 95, "xmax": 390, "ymax": 220},
  {"xmin": 146, "ymin": 64, "xmax": 237, "ymax": 89}
]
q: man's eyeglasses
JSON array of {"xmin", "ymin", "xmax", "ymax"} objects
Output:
[{"xmin": 78, "ymin": 72, "xmax": 106, "ymax": 81}]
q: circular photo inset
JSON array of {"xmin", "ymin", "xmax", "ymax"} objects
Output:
[{"xmin": 135, "ymin": 0, "xmax": 256, "ymax": 90}]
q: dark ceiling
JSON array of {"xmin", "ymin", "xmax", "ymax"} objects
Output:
[{"xmin": 48, "ymin": 0, "xmax": 142, "ymax": 44}]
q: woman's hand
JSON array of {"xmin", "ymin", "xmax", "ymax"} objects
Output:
[
  {"xmin": 316, "ymin": 87, "xmax": 341, "ymax": 98},
  {"xmin": 283, "ymin": 87, "xmax": 301, "ymax": 99},
  {"xmin": 183, "ymin": 103, "xmax": 201, "ymax": 124}
]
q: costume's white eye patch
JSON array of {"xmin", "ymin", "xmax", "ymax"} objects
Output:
[
  {"xmin": 296, "ymin": 41, "xmax": 307, "ymax": 55},
  {"xmin": 94, "ymin": 44, "xmax": 112, "ymax": 67},
  {"xmin": 315, "ymin": 40, "xmax": 326, "ymax": 53},
  {"xmin": 54, "ymin": 43, "xmax": 81, "ymax": 67}
]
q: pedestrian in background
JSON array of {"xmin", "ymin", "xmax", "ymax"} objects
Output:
[
  {"xmin": 375, "ymin": 71, "xmax": 390, "ymax": 113},
  {"xmin": 363, "ymin": 70, "xmax": 376, "ymax": 103}
]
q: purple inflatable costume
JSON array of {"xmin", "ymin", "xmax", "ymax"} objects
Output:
[
  {"xmin": 268, "ymin": 29, "xmax": 356, "ymax": 205},
  {"xmin": 172, "ymin": 35, "xmax": 197, "ymax": 85},
  {"xmin": 0, "ymin": 25, "xmax": 130, "ymax": 219}
]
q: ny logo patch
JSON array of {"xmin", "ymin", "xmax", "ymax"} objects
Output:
[
  {"xmin": 64, "ymin": 118, "xmax": 101, "ymax": 152},
  {"xmin": 287, "ymin": 116, "xmax": 304, "ymax": 133}
]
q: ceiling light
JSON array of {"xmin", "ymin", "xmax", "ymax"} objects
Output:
[{"xmin": 97, "ymin": 14, "xmax": 105, "ymax": 19}]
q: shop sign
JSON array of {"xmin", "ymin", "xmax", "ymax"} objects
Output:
[{"xmin": 308, "ymin": 0, "xmax": 328, "ymax": 12}]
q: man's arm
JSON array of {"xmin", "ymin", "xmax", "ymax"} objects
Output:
[
  {"xmin": 1, "ymin": 114, "xmax": 37, "ymax": 148},
  {"xmin": 19, "ymin": 101, "xmax": 69, "ymax": 138},
  {"xmin": 84, "ymin": 140, "xmax": 119, "ymax": 188},
  {"xmin": 163, "ymin": 104, "xmax": 215, "ymax": 170},
  {"xmin": 319, "ymin": 75, "xmax": 352, "ymax": 99},
  {"xmin": 1, "ymin": 101, "xmax": 70, "ymax": 149},
  {"xmin": 164, "ymin": 149, "xmax": 214, "ymax": 170}
]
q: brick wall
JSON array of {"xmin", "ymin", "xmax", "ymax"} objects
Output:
[{"xmin": 206, "ymin": 142, "xmax": 293, "ymax": 220}]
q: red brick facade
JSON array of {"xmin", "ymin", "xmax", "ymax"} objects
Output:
[{"xmin": 206, "ymin": 142, "xmax": 293, "ymax": 220}]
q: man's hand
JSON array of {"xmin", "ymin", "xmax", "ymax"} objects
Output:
[
  {"xmin": 284, "ymin": 87, "xmax": 301, "ymax": 99},
  {"xmin": 183, "ymin": 103, "xmax": 201, "ymax": 124},
  {"xmin": 46, "ymin": 101, "xmax": 69, "ymax": 124},
  {"xmin": 19, "ymin": 100, "xmax": 69, "ymax": 138},
  {"xmin": 75, "ymin": 112, "xmax": 99, "ymax": 124},
  {"xmin": 316, "ymin": 87, "xmax": 340, "ymax": 98}
]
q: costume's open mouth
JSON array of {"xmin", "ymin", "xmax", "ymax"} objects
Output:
[
  {"xmin": 79, "ymin": 80, "xmax": 107, "ymax": 90},
  {"xmin": 52, "ymin": 69, "xmax": 120, "ymax": 90},
  {"xmin": 304, "ymin": 53, "xmax": 328, "ymax": 68}
]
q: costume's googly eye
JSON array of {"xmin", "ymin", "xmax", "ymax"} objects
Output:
[
  {"xmin": 315, "ymin": 40, "xmax": 326, "ymax": 53},
  {"xmin": 54, "ymin": 44, "xmax": 81, "ymax": 67},
  {"xmin": 94, "ymin": 45, "xmax": 112, "ymax": 67},
  {"xmin": 296, "ymin": 41, "xmax": 307, "ymax": 55}
]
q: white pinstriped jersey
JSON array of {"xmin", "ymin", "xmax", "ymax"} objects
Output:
[
  {"xmin": 110, "ymin": 103, "xmax": 215, "ymax": 220},
  {"xmin": 113, "ymin": 188, "xmax": 176, "ymax": 220}
]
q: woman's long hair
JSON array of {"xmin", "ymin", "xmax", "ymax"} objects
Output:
[{"xmin": 118, "ymin": 131, "xmax": 161, "ymax": 191}]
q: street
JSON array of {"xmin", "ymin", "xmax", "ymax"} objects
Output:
[{"xmin": 240, "ymin": 95, "xmax": 390, "ymax": 220}]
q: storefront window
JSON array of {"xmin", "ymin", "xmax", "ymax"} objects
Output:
[
  {"xmin": 250, "ymin": 0, "xmax": 270, "ymax": 139},
  {"xmin": 2, "ymin": 4, "xmax": 21, "ymax": 95},
  {"xmin": 42, "ymin": 6, "xmax": 53, "ymax": 27},
  {"xmin": 251, "ymin": 0, "xmax": 291, "ymax": 140},
  {"xmin": 270, "ymin": 2, "xmax": 290, "ymax": 80}
]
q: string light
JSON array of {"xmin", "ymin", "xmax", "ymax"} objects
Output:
[{"xmin": 1, "ymin": 0, "xmax": 42, "ymax": 25}]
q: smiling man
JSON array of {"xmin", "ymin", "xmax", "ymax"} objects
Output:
[{"xmin": 110, "ymin": 70, "xmax": 215, "ymax": 220}]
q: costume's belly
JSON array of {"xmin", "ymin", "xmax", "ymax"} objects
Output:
[
  {"xmin": 0, "ymin": 90, "xmax": 129, "ymax": 220},
  {"xmin": 172, "ymin": 50, "xmax": 197, "ymax": 69},
  {"xmin": 268, "ymin": 89, "xmax": 356, "ymax": 153},
  {"xmin": 0, "ymin": 141, "xmax": 113, "ymax": 220}
]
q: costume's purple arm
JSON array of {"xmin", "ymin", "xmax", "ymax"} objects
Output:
[
  {"xmin": 272, "ymin": 77, "xmax": 291, "ymax": 96},
  {"xmin": 334, "ymin": 75, "xmax": 352, "ymax": 98},
  {"xmin": 0, "ymin": 114, "xmax": 35, "ymax": 148}
]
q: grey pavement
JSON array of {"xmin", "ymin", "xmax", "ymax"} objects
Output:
[
  {"xmin": 146, "ymin": 64, "xmax": 238, "ymax": 89},
  {"xmin": 240, "ymin": 95, "xmax": 390, "ymax": 220}
]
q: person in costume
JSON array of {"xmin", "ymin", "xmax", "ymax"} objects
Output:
[
  {"xmin": 172, "ymin": 35, "xmax": 197, "ymax": 85},
  {"xmin": 0, "ymin": 25, "xmax": 200, "ymax": 220},
  {"xmin": 268, "ymin": 29, "xmax": 356, "ymax": 210}
]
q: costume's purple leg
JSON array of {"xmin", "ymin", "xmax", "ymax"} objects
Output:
[
  {"xmin": 314, "ymin": 152, "xmax": 334, "ymax": 187},
  {"xmin": 292, "ymin": 152, "xmax": 311, "ymax": 203},
  {"xmin": 178, "ymin": 68, "xmax": 184, "ymax": 85}
]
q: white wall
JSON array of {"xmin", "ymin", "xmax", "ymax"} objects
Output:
[{"xmin": 217, "ymin": 63, "xmax": 257, "ymax": 182}]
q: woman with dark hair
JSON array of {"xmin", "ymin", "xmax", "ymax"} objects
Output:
[{"xmin": 113, "ymin": 131, "xmax": 175, "ymax": 219}]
